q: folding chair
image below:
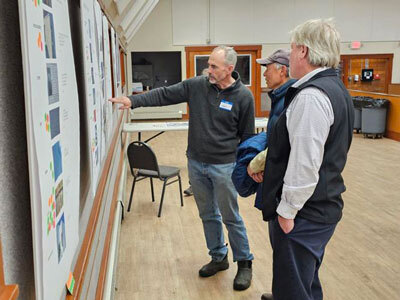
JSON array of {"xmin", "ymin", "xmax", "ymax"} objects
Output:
[{"xmin": 127, "ymin": 141, "xmax": 183, "ymax": 217}]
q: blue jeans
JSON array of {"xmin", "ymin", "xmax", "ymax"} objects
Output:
[
  {"xmin": 188, "ymin": 158, "xmax": 253, "ymax": 262},
  {"xmin": 269, "ymin": 217, "xmax": 337, "ymax": 300}
]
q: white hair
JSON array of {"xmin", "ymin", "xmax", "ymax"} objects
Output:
[
  {"xmin": 290, "ymin": 18, "xmax": 340, "ymax": 68},
  {"xmin": 274, "ymin": 63, "xmax": 290, "ymax": 77},
  {"xmin": 212, "ymin": 45, "xmax": 237, "ymax": 68}
]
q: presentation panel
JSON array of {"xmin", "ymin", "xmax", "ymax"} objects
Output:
[
  {"xmin": 18, "ymin": 0, "xmax": 80, "ymax": 299},
  {"xmin": 81, "ymin": 0, "xmax": 103, "ymax": 195},
  {"xmin": 93, "ymin": 1, "xmax": 107, "ymax": 163},
  {"xmin": 110, "ymin": 26, "xmax": 118, "ymax": 97},
  {"xmin": 102, "ymin": 15, "xmax": 114, "ymax": 148}
]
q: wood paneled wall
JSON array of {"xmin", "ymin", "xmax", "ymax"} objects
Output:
[
  {"xmin": 349, "ymin": 89, "xmax": 400, "ymax": 141},
  {"xmin": 388, "ymin": 84, "xmax": 400, "ymax": 95},
  {"xmin": 341, "ymin": 54, "xmax": 393, "ymax": 93}
]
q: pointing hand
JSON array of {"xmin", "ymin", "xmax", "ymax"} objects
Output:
[{"xmin": 109, "ymin": 96, "xmax": 131, "ymax": 110}]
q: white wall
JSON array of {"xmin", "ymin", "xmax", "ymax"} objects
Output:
[
  {"xmin": 127, "ymin": 0, "xmax": 187, "ymax": 118},
  {"xmin": 128, "ymin": 0, "xmax": 400, "ymax": 96},
  {"xmin": 173, "ymin": 0, "xmax": 400, "ymax": 44}
]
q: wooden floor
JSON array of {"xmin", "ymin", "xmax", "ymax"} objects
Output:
[{"xmin": 115, "ymin": 130, "xmax": 400, "ymax": 300}]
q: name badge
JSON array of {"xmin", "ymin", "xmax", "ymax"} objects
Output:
[{"xmin": 219, "ymin": 99, "xmax": 233, "ymax": 111}]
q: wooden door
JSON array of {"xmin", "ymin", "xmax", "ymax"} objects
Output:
[{"xmin": 185, "ymin": 45, "xmax": 262, "ymax": 118}]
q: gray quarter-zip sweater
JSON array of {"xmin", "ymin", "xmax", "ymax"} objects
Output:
[{"xmin": 128, "ymin": 71, "xmax": 255, "ymax": 164}]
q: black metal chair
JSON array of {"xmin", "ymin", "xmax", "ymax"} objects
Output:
[{"xmin": 127, "ymin": 141, "xmax": 183, "ymax": 217}]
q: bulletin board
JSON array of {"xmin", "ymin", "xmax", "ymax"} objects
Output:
[
  {"xmin": 18, "ymin": 0, "xmax": 80, "ymax": 299},
  {"xmin": 81, "ymin": 0, "xmax": 103, "ymax": 196}
]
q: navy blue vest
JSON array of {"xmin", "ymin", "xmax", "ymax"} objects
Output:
[{"xmin": 261, "ymin": 68, "xmax": 355, "ymax": 224}]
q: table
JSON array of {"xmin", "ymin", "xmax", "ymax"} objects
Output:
[{"xmin": 123, "ymin": 118, "xmax": 268, "ymax": 142}]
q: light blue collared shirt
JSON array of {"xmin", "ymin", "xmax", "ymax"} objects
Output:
[{"xmin": 277, "ymin": 68, "xmax": 335, "ymax": 219}]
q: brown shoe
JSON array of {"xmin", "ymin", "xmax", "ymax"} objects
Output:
[{"xmin": 261, "ymin": 293, "xmax": 273, "ymax": 300}]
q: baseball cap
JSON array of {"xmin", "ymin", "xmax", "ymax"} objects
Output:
[{"xmin": 256, "ymin": 49, "xmax": 290, "ymax": 67}]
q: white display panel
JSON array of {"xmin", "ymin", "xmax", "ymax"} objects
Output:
[
  {"xmin": 103, "ymin": 15, "xmax": 114, "ymax": 147},
  {"xmin": 110, "ymin": 26, "xmax": 118, "ymax": 97},
  {"xmin": 18, "ymin": 0, "xmax": 80, "ymax": 299},
  {"xmin": 93, "ymin": 1, "xmax": 107, "ymax": 163},
  {"xmin": 81, "ymin": 0, "xmax": 103, "ymax": 196}
]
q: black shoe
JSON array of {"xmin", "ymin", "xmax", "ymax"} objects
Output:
[
  {"xmin": 184, "ymin": 186, "xmax": 193, "ymax": 196},
  {"xmin": 199, "ymin": 254, "xmax": 229, "ymax": 277},
  {"xmin": 261, "ymin": 293, "xmax": 273, "ymax": 300},
  {"xmin": 233, "ymin": 260, "xmax": 252, "ymax": 291}
]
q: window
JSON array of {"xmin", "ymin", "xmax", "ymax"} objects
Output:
[{"xmin": 194, "ymin": 54, "xmax": 251, "ymax": 85}]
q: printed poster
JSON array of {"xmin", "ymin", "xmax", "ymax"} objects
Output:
[
  {"xmin": 110, "ymin": 26, "xmax": 118, "ymax": 97},
  {"xmin": 81, "ymin": 0, "xmax": 102, "ymax": 195},
  {"xmin": 102, "ymin": 15, "xmax": 114, "ymax": 149},
  {"xmin": 18, "ymin": 0, "xmax": 80, "ymax": 299}
]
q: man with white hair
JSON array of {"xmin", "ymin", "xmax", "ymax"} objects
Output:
[
  {"xmin": 259, "ymin": 19, "xmax": 354, "ymax": 300},
  {"xmin": 110, "ymin": 46, "xmax": 255, "ymax": 291}
]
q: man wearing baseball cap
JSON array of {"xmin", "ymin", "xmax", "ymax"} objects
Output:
[{"xmin": 247, "ymin": 49, "xmax": 296, "ymax": 183}]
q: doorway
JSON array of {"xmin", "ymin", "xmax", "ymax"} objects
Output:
[{"xmin": 185, "ymin": 45, "xmax": 263, "ymax": 118}]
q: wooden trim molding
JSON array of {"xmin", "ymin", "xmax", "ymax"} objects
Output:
[
  {"xmin": 388, "ymin": 84, "xmax": 400, "ymax": 95},
  {"xmin": 0, "ymin": 243, "xmax": 4, "ymax": 287},
  {"xmin": 95, "ymin": 129, "xmax": 127, "ymax": 300},
  {"xmin": 120, "ymin": 49, "xmax": 126, "ymax": 91},
  {"xmin": 254, "ymin": 46, "xmax": 263, "ymax": 117},
  {"xmin": 0, "ymin": 286, "xmax": 19, "ymax": 300},
  {"xmin": 66, "ymin": 111, "xmax": 125, "ymax": 300},
  {"xmin": 386, "ymin": 130, "xmax": 400, "ymax": 142},
  {"xmin": 184, "ymin": 45, "xmax": 263, "ymax": 117}
]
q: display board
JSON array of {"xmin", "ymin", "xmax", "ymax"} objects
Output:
[
  {"xmin": 115, "ymin": 30, "xmax": 121, "ymax": 88},
  {"xmin": 81, "ymin": 0, "xmax": 103, "ymax": 196},
  {"xmin": 18, "ymin": 0, "xmax": 80, "ymax": 299},
  {"xmin": 110, "ymin": 26, "xmax": 119, "ymax": 96},
  {"xmin": 93, "ymin": 1, "xmax": 107, "ymax": 163},
  {"xmin": 102, "ymin": 15, "xmax": 114, "ymax": 148}
]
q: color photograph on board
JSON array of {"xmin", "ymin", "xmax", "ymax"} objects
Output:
[
  {"xmin": 47, "ymin": 63, "xmax": 59, "ymax": 104},
  {"xmin": 56, "ymin": 213, "xmax": 66, "ymax": 263},
  {"xmin": 55, "ymin": 180, "xmax": 63, "ymax": 217},
  {"xmin": 51, "ymin": 141, "xmax": 63, "ymax": 181},
  {"xmin": 43, "ymin": 10, "xmax": 56, "ymax": 59},
  {"xmin": 49, "ymin": 107, "xmax": 60, "ymax": 139}
]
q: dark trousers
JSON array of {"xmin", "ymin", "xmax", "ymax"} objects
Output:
[{"xmin": 268, "ymin": 216, "xmax": 337, "ymax": 300}]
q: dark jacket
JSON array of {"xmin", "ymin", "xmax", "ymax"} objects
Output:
[
  {"xmin": 232, "ymin": 79, "xmax": 296, "ymax": 209},
  {"xmin": 261, "ymin": 68, "xmax": 354, "ymax": 223},
  {"xmin": 267, "ymin": 79, "xmax": 297, "ymax": 143},
  {"xmin": 231, "ymin": 132, "xmax": 266, "ymax": 208},
  {"xmin": 128, "ymin": 71, "xmax": 255, "ymax": 164}
]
